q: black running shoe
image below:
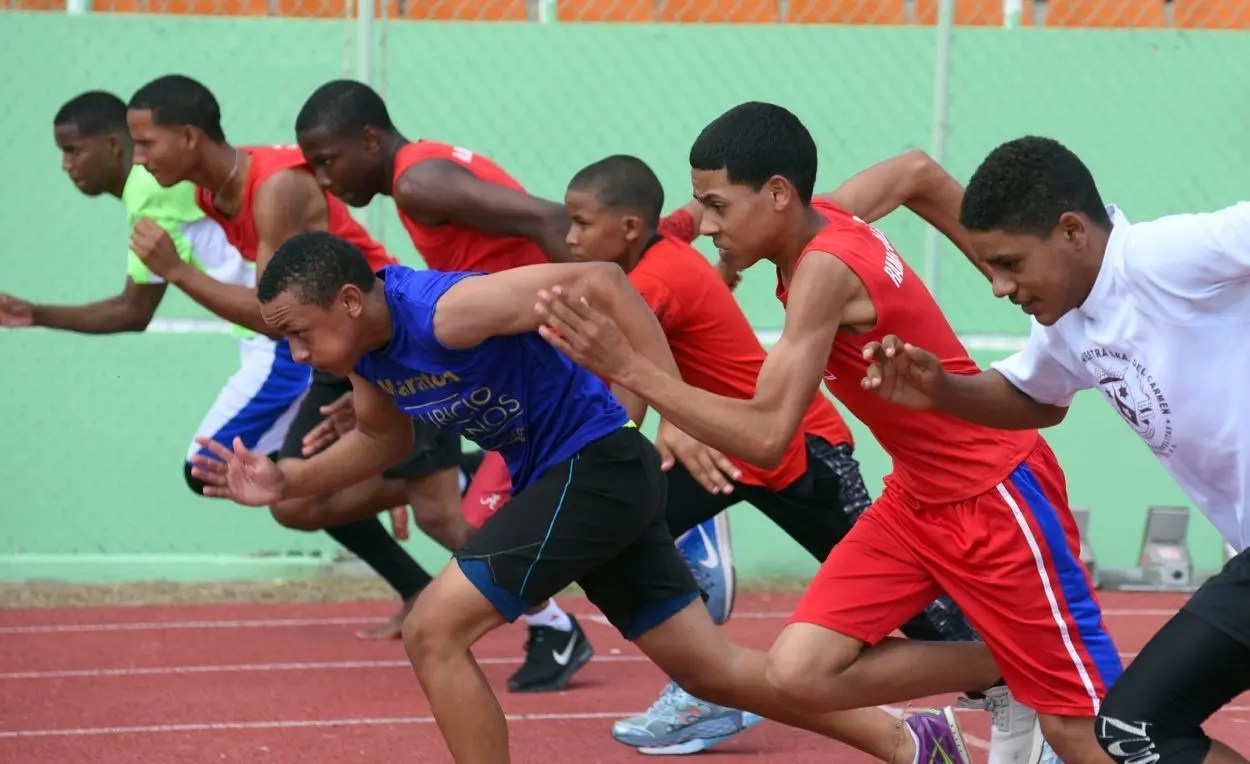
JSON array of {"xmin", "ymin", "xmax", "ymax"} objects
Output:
[{"xmin": 506, "ymin": 614, "xmax": 594, "ymax": 693}]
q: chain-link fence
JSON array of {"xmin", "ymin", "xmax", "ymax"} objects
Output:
[
  {"xmin": 2, "ymin": 0, "xmax": 1248, "ymax": 340},
  {"xmin": 0, "ymin": 0, "xmax": 1227, "ymax": 25},
  {"xmin": 6, "ymin": 0, "xmax": 1249, "ymax": 26},
  {"xmin": 0, "ymin": 0, "xmax": 1244, "ymax": 571}
]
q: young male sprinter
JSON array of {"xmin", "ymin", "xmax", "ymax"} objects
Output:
[
  {"xmin": 290, "ymin": 78, "xmax": 735, "ymax": 687},
  {"xmin": 533, "ymin": 102, "xmax": 1121, "ymax": 764},
  {"xmin": 569, "ymin": 152, "xmax": 1053, "ymax": 763},
  {"xmin": 802, "ymin": 145, "xmax": 1067, "ymax": 752},
  {"xmin": 292, "ymin": 77, "xmax": 595, "ymax": 684},
  {"xmin": 816, "ymin": 146, "xmax": 1067, "ymax": 764},
  {"xmin": 0, "ymin": 90, "xmax": 308, "ymax": 498},
  {"xmin": 563, "ymin": 154, "xmax": 990, "ymax": 756},
  {"xmin": 124, "ymin": 74, "xmax": 465, "ymax": 639},
  {"xmin": 191, "ymin": 230, "xmax": 997, "ymax": 764},
  {"xmin": 860, "ymin": 135, "xmax": 1250, "ymax": 764}
]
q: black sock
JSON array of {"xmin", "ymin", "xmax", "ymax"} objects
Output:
[
  {"xmin": 962, "ymin": 677, "xmax": 1008, "ymax": 701},
  {"xmin": 325, "ymin": 517, "xmax": 432, "ymax": 600},
  {"xmin": 458, "ymin": 450, "xmax": 486, "ymax": 490}
]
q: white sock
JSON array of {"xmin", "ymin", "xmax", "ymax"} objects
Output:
[{"xmin": 522, "ymin": 599, "xmax": 572, "ymax": 631}]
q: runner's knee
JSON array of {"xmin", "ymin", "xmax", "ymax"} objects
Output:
[
  {"xmin": 765, "ymin": 623, "xmax": 859, "ymax": 702},
  {"xmin": 1095, "ymin": 697, "xmax": 1210, "ymax": 764},
  {"xmin": 269, "ymin": 499, "xmax": 324, "ymax": 531}
]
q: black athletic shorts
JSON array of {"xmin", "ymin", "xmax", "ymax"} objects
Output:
[
  {"xmin": 455, "ymin": 425, "xmax": 700, "ymax": 640},
  {"xmin": 1181, "ymin": 545, "xmax": 1250, "ymax": 647},
  {"xmin": 279, "ymin": 370, "xmax": 461, "ymax": 479},
  {"xmin": 663, "ymin": 435, "xmax": 867, "ymax": 560},
  {"xmin": 1096, "ymin": 550, "xmax": 1250, "ymax": 764}
]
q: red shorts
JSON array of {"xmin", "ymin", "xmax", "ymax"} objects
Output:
[
  {"xmin": 789, "ymin": 438, "xmax": 1122, "ymax": 716},
  {"xmin": 461, "ymin": 450, "xmax": 513, "ymax": 530}
]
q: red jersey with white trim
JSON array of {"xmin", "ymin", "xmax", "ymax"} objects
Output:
[
  {"xmin": 775, "ymin": 199, "xmax": 1037, "ymax": 502},
  {"xmin": 195, "ymin": 145, "xmax": 394, "ymax": 271},
  {"xmin": 634, "ymin": 235, "xmax": 853, "ymax": 491},
  {"xmin": 392, "ymin": 141, "xmax": 547, "ymax": 274}
]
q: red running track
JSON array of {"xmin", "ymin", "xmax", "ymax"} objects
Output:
[{"xmin": 1, "ymin": 591, "xmax": 1246, "ymax": 763}]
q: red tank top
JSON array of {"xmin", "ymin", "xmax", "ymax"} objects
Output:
[
  {"xmin": 391, "ymin": 141, "xmax": 547, "ymax": 274},
  {"xmin": 775, "ymin": 200, "xmax": 1037, "ymax": 502},
  {"xmin": 633, "ymin": 236, "xmax": 853, "ymax": 491},
  {"xmin": 196, "ymin": 145, "xmax": 394, "ymax": 271}
]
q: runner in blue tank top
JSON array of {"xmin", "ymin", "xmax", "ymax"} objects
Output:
[
  {"xmin": 190, "ymin": 230, "xmax": 986, "ymax": 764},
  {"xmin": 353, "ymin": 264, "xmax": 628, "ymax": 493}
]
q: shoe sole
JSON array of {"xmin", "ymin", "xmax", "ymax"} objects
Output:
[
  {"xmin": 632, "ymin": 713, "xmax": 764, "ymax": 756},
  {"xmin": 506, "ymin": 639, "xmax": 594, "ymax": 693},
  {"xmin": 939, "ymin": 706, "xmax": 974, "ymax": 764},
  {"xmin": 711, "ymin": 512, "xmax": 736, "ymax": 624}
]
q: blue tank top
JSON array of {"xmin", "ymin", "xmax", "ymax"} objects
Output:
[{"xmin": 354, "ymin": 266, "xmax": 630, "ymax": 492}]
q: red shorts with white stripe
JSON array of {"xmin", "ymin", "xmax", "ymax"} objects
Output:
[
  {"xmin": 461, "ymin": 450, "xmax": 513, "ymax": 530},
  {"xmin": 788, "ymin": 437, "xmax": 1123, "ymax": 716}
]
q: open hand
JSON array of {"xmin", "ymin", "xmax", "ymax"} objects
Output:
[
  {"xmin": 535, "ymin": 285, "xmax": 637, "ymax": 381},
  {"xmin": 860, "ymin": 335, "xmax": 945, "ymax": 410},
  {"xmin": 0, "ymin": 293, "xmax": 34, "ymax": 327},
  {"xmin": 189, "ymin": 436, "xmax": 287, "ymax": 506},
  {"xmin": 657, "ymin": 419, "xmax": 741, "ymax": 495},
  {"xmin": 301, "ymin": 392, "xmax": 357, "ymax": 456}
]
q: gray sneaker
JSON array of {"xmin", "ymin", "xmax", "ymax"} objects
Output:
[
  {"xmin": 611, "ymin": 680, "xmax": 763, "ymax": 755},
  {"xmin": 956, "ymin": 686, "xmax": 1060, "ymax": 764}
]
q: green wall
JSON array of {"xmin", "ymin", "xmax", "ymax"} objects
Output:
[{"xmin": 1, "ymin": 14, "xmax": 1245, "ymax": 583}]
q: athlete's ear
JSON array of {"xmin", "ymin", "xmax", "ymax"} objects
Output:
[
  {"xmin": 767, "ymin": 175, "xmax": 791, "ymax": 211},
  {"xmin": 621, "ymin": 214, "xmax": 645, "ymax": 244},
  {"xmin": 182, "ymin": 124, "xmax": 200, "ymax": 150},
  {"xmin": 339, "ymin": 284, "xmax": 367, "ymax": 318},
  {"xmin": 1057, "ymin": 211, "xmax": 1086, "ymax": 250},
  {"xmin": 361, "ymin": 125, "xmax": 382, "ymax": 154}
]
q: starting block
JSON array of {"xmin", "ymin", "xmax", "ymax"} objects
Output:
[
  {"xmin": 1139, "ymin": 506, "xmax": 1194, "ymax": 587},
  {"xmin": 1071, "ymin": 507, "xmax": 1098, "ymax": 588},
  {"xmin": 1098, "ymin": 505, "xmax": 1202, "ymax": 592}
]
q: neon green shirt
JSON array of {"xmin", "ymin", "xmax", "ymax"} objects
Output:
[
  {"xmin": 121, "ymin": 166, "xmax": 254, "ymax": 337},
  {"xmin": 123, "ymin": 166, "xmax": 203, "ymax": 284}
]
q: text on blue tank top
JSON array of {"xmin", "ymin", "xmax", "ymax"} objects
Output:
[{"xmin": 354, "ymin": 266, "xmax": 629, "ymax": 493}]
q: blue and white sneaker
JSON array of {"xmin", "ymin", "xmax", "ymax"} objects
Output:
[
  {"xmin": 675, "ymin": 513, "xmax": 735, "ymax": 625},
  {"xmin": 612, "ymin": 680, "xmax": 763, "ymax": 755}
]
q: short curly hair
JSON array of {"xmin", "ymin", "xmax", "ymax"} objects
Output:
[
  {"xmin": 960, "ymin": 136, "xmax": 1111, "ymax": 238},
  {"xmin": 568, "ymin": 154, "xmax": 665, "ymax": 228},
  {"xmin": 295, "ymin": 79, "xmax": 396, "ymax": 138},
  {"xmin": 258, "ymin": 231, "xmax": 377, "ymax": 307},
  {"xmin": 55, "ymin": 91, "xmax": 128, "ymax": 136},
  {"xmin": 689, "ymin": 101, "xmax": 817, "ymax": 204},
  {"xmin": 129, "ymin": 74, "xmax": 226, "ymax": 143}
]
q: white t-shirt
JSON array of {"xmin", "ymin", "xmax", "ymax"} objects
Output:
[{"xmin": 993, "ymin": 202, "xmax": 1250, "ymax": 551}]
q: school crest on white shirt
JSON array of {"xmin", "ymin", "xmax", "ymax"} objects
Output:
[{"xmin": 1080, "ymin": 347, "xmax": 1176, "ymax": 457}]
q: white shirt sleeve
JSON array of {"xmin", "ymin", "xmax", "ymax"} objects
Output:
[
  {"xmin": 1131, "ymin": 201, "xmax": 1250, "ymax": 294},
  {"xmin": 990, "ymin": 320, "xmax": 1089, "ymax": 407}
]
